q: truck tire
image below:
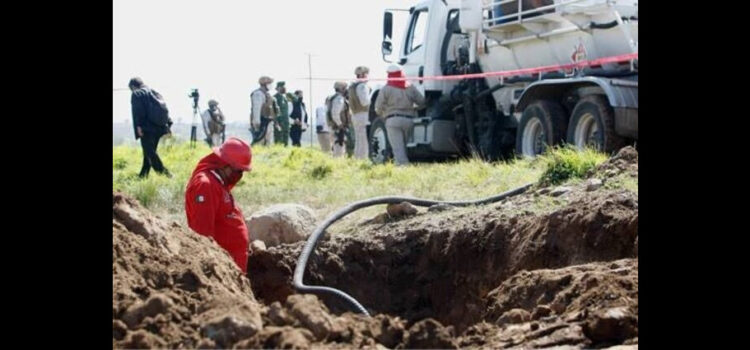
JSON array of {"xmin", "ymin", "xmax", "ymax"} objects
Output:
[
  {"xmin": 369, "ymin": 117, "xmax": 392, "ymax": 164},
  {"xmin": 567, "ymin": 95, "xmax": 625, "ymax": 153},
  {"xmin": 515, "ymin": 100, "xmax": 567, "ymax": 157}
]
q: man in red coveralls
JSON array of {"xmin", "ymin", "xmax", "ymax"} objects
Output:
[{"xmin": 185, "ymin": 137, "xmax": 252, "ymax": 273}]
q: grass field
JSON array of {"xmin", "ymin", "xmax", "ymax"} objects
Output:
[{"xmin": 113, "ymin": 140, "xmax": 612, "ymax": 226}]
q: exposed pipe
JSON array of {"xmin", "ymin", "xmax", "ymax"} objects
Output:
[{"xmin": 293, "ymin": 183, "xmax": 535, "ymax": 316}]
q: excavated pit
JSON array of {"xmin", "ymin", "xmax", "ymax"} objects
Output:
[{"xmin": 248, "ymin": 186, "xmax": 638, "ymax": 334}]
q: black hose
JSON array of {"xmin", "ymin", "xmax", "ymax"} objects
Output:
[
  {"xmin": 590, "ymin": 17, "xmax": 636, "ymax": 30},
  {"xmin": 293, "ymin": 183, "xmax": 535, "ymax": 316},
  {"xmin": 590, "ymin": 20, "xmax": 619, "ymax": 30}
]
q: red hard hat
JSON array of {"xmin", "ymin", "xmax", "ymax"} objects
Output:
[{"xmin": 213, "ymin": 137, "xmax": 252, "ymax": 171}]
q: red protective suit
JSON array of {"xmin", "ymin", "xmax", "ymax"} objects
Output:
[{"xmin": 185, "ymin": 153, "xmax": 249, "ymax": 272}]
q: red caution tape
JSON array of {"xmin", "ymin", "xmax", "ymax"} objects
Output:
[{"xmin": 299, "ymin": 52, "xmax": 637, "ymax": 82}]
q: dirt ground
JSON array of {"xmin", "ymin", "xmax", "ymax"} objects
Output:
[{"xmin": 113, "ymin": 147, "xmax": 638, "ymax": 349}]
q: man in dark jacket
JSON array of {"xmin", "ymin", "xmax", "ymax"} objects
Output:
[
  {"xmin": 289, "ymin": 90, "xmax": 308, "ymax": 147},
  {"xmin": 129, "ymin": 77, "xmax": 172, "ymax": 178}
]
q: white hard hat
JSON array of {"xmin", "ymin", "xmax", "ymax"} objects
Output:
[{"xmin": 387, "ymin": 65, "xmax": 402, "ymax": 73}]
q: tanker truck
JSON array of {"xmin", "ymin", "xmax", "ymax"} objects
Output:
[{"xmin": 368, "ymin": 0, "xmax": 638, "ymax": 162}]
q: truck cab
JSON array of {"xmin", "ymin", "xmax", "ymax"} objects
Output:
[{"xmin": 385, "ymin": 1, "xmax": 461, "ymax": 97}]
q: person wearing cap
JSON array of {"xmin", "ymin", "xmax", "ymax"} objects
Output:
[
  {"xmin": 185, "ymin": 137, "xmax": 253, "ymax": 273},
  {"xmin": 273, "ymin": 81, "xmax": 291, "ymax": 147},
  {"xmin": 201, "ymin": 99, "xmax": 225, "ymax": 147},
  {"xmin": 326, "ymin": 81, "xmax": 351, "ymax": 157},
  {"xmin": 348, "ymin": 66, "xmax": 372, "ymax": 159},
  {"xmin": 374, "ymin": 65, "xmax": 426, "ymax": 166},
  {"xmin": 250, "ymin": 76, "xmax": 279, "ymax": 146}
]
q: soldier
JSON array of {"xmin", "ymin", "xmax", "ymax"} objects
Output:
[
  {"xmin": 327, "ymin": 81, "xmax": 351, "ymax": 158},
  {"xmin": 273, "ymin": 81, "xmax": 291, "ymax": 146},
  {"xmin": 250, "ymin": 76, "xmax": 279, "ymax": 146},
  {"xmin": 348, "ymin": 66, "xmax": 372, "ymax": 159},
  {"xmin": 201, "ymin": 99, "xmax": 225, "ymax": 147}
]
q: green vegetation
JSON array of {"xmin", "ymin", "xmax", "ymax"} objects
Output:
[
  {"xmin": 113, "ymin": 141, "xmax": 616, "ymax": 224},
  {"xmin": 537, "ymin": 146, "xmax": 608, "ymax": 186}
]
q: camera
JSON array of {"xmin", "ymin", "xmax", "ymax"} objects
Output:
[{"xmin": 188, "ymin": 88, "xmax": 200, "ymax": 109}]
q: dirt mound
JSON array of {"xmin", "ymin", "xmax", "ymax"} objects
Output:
[
  {"xmin": 113, "ymin": 192, "xmax": 412, "ymax": 349},
  {"xmin": 593, "ymin": 146, "xmax": 638, "ymax": 179},
  {"xmin": 113, "ymin": 191, "xmax": 265, "ymax": 348},
  {"xmin": 480, "ymin": 258, "xmax": 638, "ymax": 348}
]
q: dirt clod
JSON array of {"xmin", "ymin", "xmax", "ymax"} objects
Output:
[
  {"xmin": 404, "ymin": 319, "xmax": 457, "ymax": 349},
  {"xmin": 583, "ymin": 306, "xmax": 638, "ymax": 344},
  {"xmin": 497, "ymin": 308, "xmax": 532, "ymax": 325},
  {"xmin": 386, "ymin": 201, "xmax": 419, "ymax": 217}
]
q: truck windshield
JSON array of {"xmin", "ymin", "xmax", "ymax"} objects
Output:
[{"xmin": 406, "ymin": 9, "xmax": 428, "ymax": 54}]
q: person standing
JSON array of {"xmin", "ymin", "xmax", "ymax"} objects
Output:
[
  {"xmin": 250, "ymin": 76, "xmax": 279, "ymax": 146},
  {"xmin": 201, "ymin": 99, "xmax": 225, "ymax": 147},
  {"xmin": 348, "ymin": 66, "xmax": 372, "ymax": 159},
  {"xmin": 289, "ymin": 90, "xmax": 308, "ymax": 147},
  {"xmin": 326, "ymin": 81, "xmax": 350, "ymax": 158},
  {"xmin": 129, "ymin": 77, "xmax": 172, "ymax": 178},
  {"xmin": 273, "ymin": 81, "xmax": 291, "ymax": 146},
  {"xmin": 315, "ymin": 103, "xmax": 331, "ymax": 154},
  {"xmin": 374, "ymin": 65, "xmax": 426, "ymax": 166}
]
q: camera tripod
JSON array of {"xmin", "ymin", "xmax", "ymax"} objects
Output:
[
  {"xmin": 189, "ymin": 89, "xmax": 200, "ymax": 148},
  {"xmin": 190, "ymin": 104, "xmax": 199, "ymax": 148}
]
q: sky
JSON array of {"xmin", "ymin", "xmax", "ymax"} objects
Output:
[{"xmin": 113, "ymin": 0, "xmax": 412, "ymax": 126}]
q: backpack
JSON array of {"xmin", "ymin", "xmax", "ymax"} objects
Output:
[
  {"xmin": 146, "ymin": 88, "xmax": 171, "ymax": 126},
  {"xmin": 326, "ymin": 94, "xmax": 350, "ymax": 129}
]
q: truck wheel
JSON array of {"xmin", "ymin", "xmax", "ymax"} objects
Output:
[
  {"xmin": 515, "ymin": 100, "xmax": 567, "ymax": 157},
  {"xmin": 369, "ymin": 117, "xmax": 392, "ymax": 164},
  {"xmin": 567, "ymin": 95, "xmax": 625, "ymax": 153}
]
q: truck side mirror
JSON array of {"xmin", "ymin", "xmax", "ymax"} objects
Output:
[
  {"xmin": 382, "ymin": 11, "xmax": 394, "ymax": 62},
  {"xmin": 383, "ymin": 11, "xmax": 393, "ymax": 41},
  {"xmin": 382, "ymin": 41, "xmax": 393, "ymax": 56}
]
